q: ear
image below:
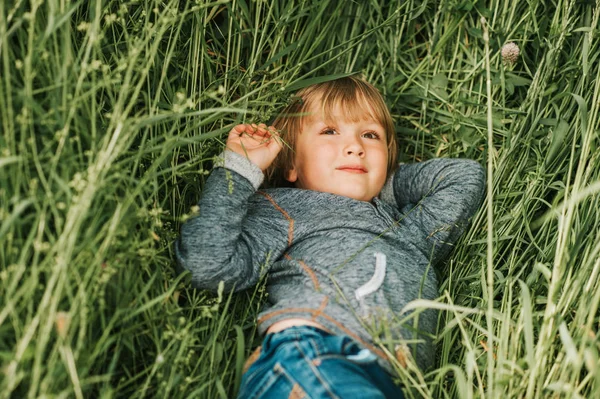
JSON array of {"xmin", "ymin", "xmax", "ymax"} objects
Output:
[{"xmin": 285, "ymin": 167, "xmax": 298, "ymax": 183}]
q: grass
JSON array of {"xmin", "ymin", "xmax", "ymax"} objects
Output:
[{"xmin": 1, "ymin": 0, "xmax": 599, "ymax": 397}]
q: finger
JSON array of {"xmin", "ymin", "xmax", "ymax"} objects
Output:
[
  {"xmin": 236, "ymin": 125, "xmax": 255, "ymax": 142},
  {"xmin": 255, "ymin": 124, "xmax": 268, "ymax": 137},
  {"xmin": 244, "ymin": 124, "xmax": 269, "ymax": 142},
  {"xmin": 266, "ymin": 128, "xmax": 283, "ymax": 151},
  {"xmin": 227, "ymin": 125, "xmax": 249, "ymax": 147},
  {"xmin": 267, "ymin": 126, "xmax": 280, "ymax": 140},
  {"xmin": 231, "ymin": 124, "xmax": 247, "ymax": 136},
  {"xmin": 236, "ymin": 124, "xmax": 254, "ymax": 136}
]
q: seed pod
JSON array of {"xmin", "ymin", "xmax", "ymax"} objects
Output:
[
  {"xmin": 502, "ymin": 42, "xmax": 520, "ymax": 66},
  {"xmin": 55, "ymin": 311, "xmax": 70, "ymax": 339}
]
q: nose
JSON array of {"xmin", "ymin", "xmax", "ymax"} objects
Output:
[{"xmin": 344, "ymin": 136, "xmax": 365, "ymax": 157}]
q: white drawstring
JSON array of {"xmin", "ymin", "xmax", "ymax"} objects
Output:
[{"xmin": 355, "ymin": 252, "xmax": 387, "ymax": 302}]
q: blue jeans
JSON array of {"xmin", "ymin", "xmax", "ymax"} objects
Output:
[{"xmin": 237, "ymin": 326, "xmax": 405, "ymax": 398}]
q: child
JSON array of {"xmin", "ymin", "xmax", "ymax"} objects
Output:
[{"xmin": 175, "ymin": 76, "xmax": 485, "ymax": 398}]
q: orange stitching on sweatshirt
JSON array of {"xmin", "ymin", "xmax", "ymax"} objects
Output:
[
  {"xmin": 299, "ymin": 260, "xmax": 320, "ymax": 291},
  {"xmin": 258, "ymin": 308, "xmax": 315, "ymax": 324},
  {"xmin": 284, "ymin": 253, "xmax": 321, "ymax": 291},
  {"xmin": 311, "ymin": 297, "xmax": 328, "ymax": 321},
  {"xmin": 257, "ymin": 191, "xmax": 294, "ymax": 246}
]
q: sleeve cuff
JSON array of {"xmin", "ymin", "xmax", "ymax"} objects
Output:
[{"xmin": 213, "ymin": 150, "xmax": 265, "ymax": 190}]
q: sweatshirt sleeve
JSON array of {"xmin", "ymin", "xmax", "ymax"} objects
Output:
[
  {"xmin": 174, "ymin": 151, "xmax": 289, "ymax": 292},
  {"xmin": 382, "ymin": 158, "xmax": 485, "ymax": 263}
]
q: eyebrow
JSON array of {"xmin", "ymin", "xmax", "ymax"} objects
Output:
[{"xmin": 356, "ymin": 121, "xmax": 385, "ymax": 131}]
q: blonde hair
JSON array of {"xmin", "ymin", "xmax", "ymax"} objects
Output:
[{"xmin": 265, "ymin": 75, "xmax": 398, "ymax": 187}]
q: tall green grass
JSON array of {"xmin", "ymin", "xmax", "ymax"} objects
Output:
[{"xmin": 1, "ymin": 0, "xmax": 599, "ymax": 397}]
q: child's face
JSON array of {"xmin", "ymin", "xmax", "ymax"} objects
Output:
[{"xmin": 285, "ymin": 101, "xmax": 388, "ymax": 202}]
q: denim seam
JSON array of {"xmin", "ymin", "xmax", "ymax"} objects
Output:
[
  {"xmin": 243, "ymin": 338, "xmax": 289, "ymax": 383},
  {"xmin": 309, "ymin": 335, "xmax": 328, "ymax": 358},
  {"xmin": 274, "ymin": 362, "xmax": 315, "ymax": 399},
  {"xmin": 294, "ymin": 341, "xmax": 342, "ymax": 399},
  {"xmin": 247, "ymin": 362, "xmax": 285, "ymax": 399}
]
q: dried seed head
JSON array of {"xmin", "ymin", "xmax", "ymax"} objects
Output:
[
  {"xmin": 55, "ymin": 311, "xmax": 70, "ymax": 339},
  {"xmin": 502, "ymin": 42, "xmax": 520, "ymax": 66}
]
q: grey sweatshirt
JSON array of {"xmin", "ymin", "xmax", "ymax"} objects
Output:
[{"xmin": 175, "ymin": 150, "xmax": 485, "ymax": 372}]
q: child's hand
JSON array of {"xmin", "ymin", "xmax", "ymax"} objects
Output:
[{"xmin": 226, "ymin": 123, "xmax": 283, "ymax": 171}]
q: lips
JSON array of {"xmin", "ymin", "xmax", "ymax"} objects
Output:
[{"xmin": 336, "ymin": 165, "xmax": 368, "ymax": 173}]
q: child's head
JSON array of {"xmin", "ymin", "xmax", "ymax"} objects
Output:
[{"xmin": 266, "ymin": 75, "xmax": 397, "ymax": 201}]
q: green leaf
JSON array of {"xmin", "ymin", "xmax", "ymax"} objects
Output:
[
  {"xmin": 505, "ymin": 72, "xmax": 532, "ymax": 87},
  {"xmin": 559, "ymin": 322, "xmax": 581, "ymax": 368},
  {"xmin": 258, "ymin": 43, "xmax": 299, "ymax": 71},
  {"xmin": 431, "ymin": 73, "xmax": 448, "ymax": 89},
  {"xmin": 573, "ymin": 27, "xmax": 593, "ymax": 33},
  {"xmin": 518, "ymin": 280, "xmax": 535, "ymax": 371},
  {"xmin": 43, "ymin": 0, "xmax": 83, "ymax": 39},
  {"xmin": 538, "ymin": 118, "xmax": 557, "ymax": 126},
  {"xmin": 0, "ymin": 199, "xmax": 35, "ymax": 239},
  {"xmin": 571, "ymin": 93, "xmax": 589, "ymax": 135},
  {"xmin": 467, "ymin": 27, "xmax": 483, "ymax": 39},
  {"xmin": 506, "ymin": 81, "xmax": 514, "ymax": 95},
  {"xmin": 545, "ymin": 119, "xmax": 569, "ymax": 166},
  {"xmin": 284, "ymin": 72, "xmax": 357, "ymax": 92},
  {"xmin": 233, "ymin": 325, "xmax": 245, "ymax": 392}
]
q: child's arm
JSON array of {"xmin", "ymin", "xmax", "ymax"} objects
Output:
[
  {"xmin": 381, "ymin": 158, "xmax": 485, "ymax": 263},
  {"xmin": 175, "ymin": 124, "xmax": 284, "ymax": 292}
]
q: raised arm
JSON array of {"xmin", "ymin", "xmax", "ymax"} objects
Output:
[
  {"xmin": 175, "ymin": 124, "xmax": 285, "ymax": 292},
  {"xmin": 381, "ymin": 158, "xmax": 485, "ymax": 263}
]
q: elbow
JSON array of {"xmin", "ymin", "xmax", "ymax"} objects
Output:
[
  {"xmin": 188, "ymin": 266, "xmax": 249, "ymax": 293},
  {"xmin": 472, "ymin": 160, "xmax": 486, "ymax": 189},
  {"xmin": 460, "ymin": 159, "xmax": 486, "ymax": 184},
  {"xmin": 174, "ymin": 239, "xmax": 189, "ymax": 277},
  {"xmin": 173, "ymin": 239, "xmax": 211, "ymax": 288},
  {"xmin": 472, "ymin": 161, "xmax": 487, "ymax": 206},
  {"xmin": 174, "ymin": 240, "xmax": 251, "ymax": 292},
  {"xmin": 459, "ymin": 160, "xmax": 486, "ymax": 202}
]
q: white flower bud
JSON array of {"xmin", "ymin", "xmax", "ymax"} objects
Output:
[{"xmin": 502, "ymin": 42, "xmax": 520, "ymax": 66}]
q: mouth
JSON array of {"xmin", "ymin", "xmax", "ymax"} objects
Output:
[{"xmin": 336, "ymin": 165, "xmax": 368, "ymax": 174}]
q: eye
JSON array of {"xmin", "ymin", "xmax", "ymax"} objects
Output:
[
  {"xmin": 362, "ymin": 131, "xmax": 381, "ymax": 139},
  {"xmin": 320, "ymin": 128, "xmax": 337, "ymax": 135}
]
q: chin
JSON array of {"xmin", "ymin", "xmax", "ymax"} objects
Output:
[{"xmin": 336, "ymin": 189, "xmax": 372, "ymax": 202}]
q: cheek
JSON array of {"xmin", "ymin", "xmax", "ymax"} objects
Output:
[
  {"xmin": 371, "ymin": 145, "xmax": 389, "ymax": 166},
  {"xmin": 303, "ymin": 143, "xmax": 335, "ymax": 165},
  {"xmin": 373, "ymin": 148, "xmax": 390, "ymax": 183},
  {"xmin": 293, "ymin": 146, "xmax": 319, "ymax": 177}
]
